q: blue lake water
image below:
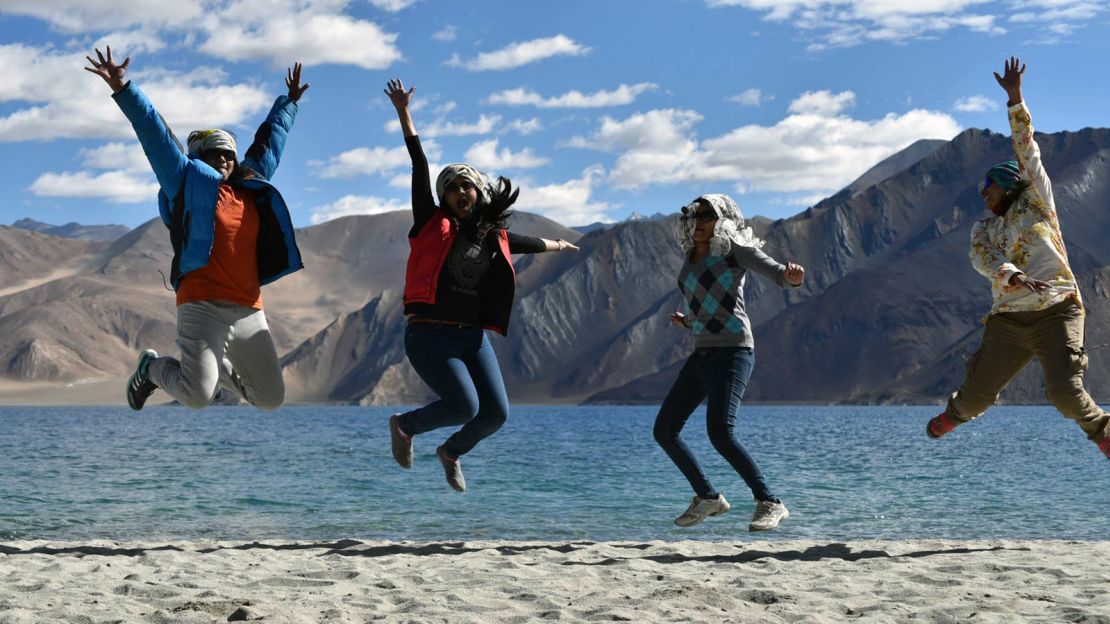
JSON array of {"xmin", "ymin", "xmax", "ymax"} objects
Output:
[{"xmin": 0, "ymin": 405, "xmax": 1107, "ymax": 542}]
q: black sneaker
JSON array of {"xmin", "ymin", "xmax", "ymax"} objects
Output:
[
  {"xmin": 436, "ymin": 445, "xmax": 466, "ymax": 492},
  {"xmin": 126, "ymin": 349, "xmax": 159, "ymax": 411}
]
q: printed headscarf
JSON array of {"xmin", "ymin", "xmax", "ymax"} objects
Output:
[
  {"xmin": 676, "ymin": 193, "xmax": 764, "ymax": 256},
  {"xmin": 186, "ymin": 129, "xmax": 237, "ymax": 157},
  {"xmin": 983, "ymin": 160, "xmax": 1023, "ymax": 192},
  {"xmin": 435, "ymin": 163, "xmax": 491, "ymax": 207}
]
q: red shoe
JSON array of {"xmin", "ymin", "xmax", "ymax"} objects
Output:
[
  {"xmin": 926, "ymin": 412, "xmax": 957, "ymax": 439},
  {"xmin": 1098, "ymin": 437, "xmax": 1110, "ymax": 460}
]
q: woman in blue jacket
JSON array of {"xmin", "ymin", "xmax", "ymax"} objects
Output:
[{"xmin": 85, "ymin": 46, "xmax": 307, "ymax": 411}]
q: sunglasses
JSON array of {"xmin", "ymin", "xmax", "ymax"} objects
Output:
[
  {"xmin": 978, "ymin": 177, "xmax": 994, "ymax": 193},
  {"xmin": 683, "ymin": 210, "xmax": 718, "ymax": 223}
]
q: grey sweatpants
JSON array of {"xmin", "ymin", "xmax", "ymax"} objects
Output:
[{"xmin": 148, "ymin": 300, "xmax": 285, "ymax": 410}]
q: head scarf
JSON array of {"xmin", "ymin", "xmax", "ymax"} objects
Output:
[
  {"xmin": 187, "ymin": 129, "xmax": 237, "ymax": 157},
  {"xmin": 983, "ymin": 160, "xmax": 1023, "ymax": 192},
  {"xmin": 435, "ymin": 163, "xmax": 491, "ymax": 207},
  {"xmin": 676, "ymin": 193, "xmax": 764, "ymax": 256}
]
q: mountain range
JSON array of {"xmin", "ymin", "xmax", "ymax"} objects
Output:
[{"xmin": 1, "ymin": 124, "xmax": 1108, "ymax": 406}]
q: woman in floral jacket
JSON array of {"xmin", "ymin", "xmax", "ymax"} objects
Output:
[{"xmin": 927, "ymin": 56, "xmax": 1110, "ymax": 461}]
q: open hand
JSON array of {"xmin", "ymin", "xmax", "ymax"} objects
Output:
[
  {"xmin": 784, "ymin": 262, "xmax": 805, "ymax": 286},
  {"xmin": 84, "ymin": 46, "xmax": 129, "ymax": 93},
  {"xmin": 993, "ymin": 56, "xmax": 1025, "ymax": 102},
  {"xmin": 1009, "ymin": 272, "xmax": 1049, "ymax": 295},
  {"xmin": 384, "ymin": 78, "xmax": 415, "ymax": 110},
  {"xmin": 286, "ymin": 62, "xmax": 309, "ymax": 101}
]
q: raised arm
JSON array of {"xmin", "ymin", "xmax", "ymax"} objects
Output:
[
  {"xmin": 995, "ymin": 56, "xmax": 1055, "ymax": 222},
  {"xmin": 241, "ymin": 63, "xmax": 307, "ymax": 181},
  {"xmin": 86, "ymin": 47, "xmax": 188, "ymax": 198},
  {"xmin": 386, "ymin": 79, "xmax": 436, "ymax": 232}
]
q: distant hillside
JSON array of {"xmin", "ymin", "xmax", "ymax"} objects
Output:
[
  {"xmin": 2, "ymin": 125, "xmax": 1109, "ymax": 406},
  {"xmin": 12, "ymin": 218, "xmax": 129, "ymax": 242}
]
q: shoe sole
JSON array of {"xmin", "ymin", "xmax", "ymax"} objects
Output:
[
  {"xmin": 749, "ymin": 509, "xmax": 790, "ymax": 532},
  {"xmin": 436, "ymin": 447, "xmax": 466, "ymax": 492},
  {"xmin": 389, "ymin": 415, "xmax": 413, "ymax": 469},
  {"xmin": 126, "ymin": 350, "xmax": 158, "ymax": 411},
  {"xmin": 674, "ymin": 503, "xmax": 730, "ymax": 527}
]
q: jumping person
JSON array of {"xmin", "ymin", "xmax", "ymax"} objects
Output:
[
  {"xmin": 85, "ymin": 47, "xmax": 308, "ymax": 411},
  {"xmin": 927, "ymin": 57, "xmax": 1110, "ymax": 460},
  {"xmin": 655, "ymin": 194, "xmax": 804, "ymax": 531},
  {"xmin": 384, "ymin": 79, "xmax": 579, "ymax": 492}
]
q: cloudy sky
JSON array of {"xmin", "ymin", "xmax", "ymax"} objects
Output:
[{"xmin": 1, "ymin": 0, "xmax": 1106, "ymax": 229}]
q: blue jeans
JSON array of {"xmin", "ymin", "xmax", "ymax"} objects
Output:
[
  {"xmin": 397, "ymin": 323, "xmax": 510, "ymax": 457},
  {"xmin": 653, "ymin": 347, "xmax": 777, "ymax": 502}
]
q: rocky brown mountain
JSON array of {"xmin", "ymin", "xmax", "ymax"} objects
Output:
[{"xmin": 1, "ymin": 124, "xmax": 1107, "ymax": 406}]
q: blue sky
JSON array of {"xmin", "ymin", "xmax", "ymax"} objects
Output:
[{"xmin": 1, "ymin": 0, "xmax": 1107, "ymax": 229}]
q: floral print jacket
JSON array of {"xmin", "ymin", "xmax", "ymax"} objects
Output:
[{"xmin": 969, "ymin": 102, "xmax": 1081, "ymax": 315}]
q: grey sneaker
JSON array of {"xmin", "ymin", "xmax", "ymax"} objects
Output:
[
  {"xmin": 674, "ymin": 494, "xmax": 730, "ymax": 527},
  {"xmin": 126, "ymin": 349, "xmax": 159, "ymax": 411},
  {"xmin": 749, "ymin": 500, "xmax": 789, "ymax": 532},
  {"xmin": 389, "ymin": 414, "xmax": 413, "ymax": 469},
  {"xmin": 436, "ymin": 445, "xmax": 466, "ymax": 492}
]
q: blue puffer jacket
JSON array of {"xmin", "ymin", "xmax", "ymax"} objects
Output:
[{"xmin": 112, "ymin": 81, "xmax": 303, "ymax": 289}]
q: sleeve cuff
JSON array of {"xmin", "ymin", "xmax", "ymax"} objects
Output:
[{"xmin": 999, "ymin": 265, "xmax": 1022, "ymax": 285}]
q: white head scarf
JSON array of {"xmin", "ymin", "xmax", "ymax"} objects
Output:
[
  {"xmin": 186, "ymin": 129, "xmax": 237, "ymax": 157},
  {"xmin": 435, "ymin": 163, "xmax": 491, "ymax": 207},
  {"xmin": 676, "ymin": 193, "xmax": 764, "ymax": 256}
]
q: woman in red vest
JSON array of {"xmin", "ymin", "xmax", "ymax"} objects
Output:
[{"xmin": 384, "ymin": 79, "xmax": 579, "ymax": 492}]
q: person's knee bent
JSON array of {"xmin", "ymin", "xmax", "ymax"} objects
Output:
[
  {"xmin": 441, "ymin": 392, "xmax": 481, "ymax": 424},
  {"xmin": 706, "ymin": 420, "xmax": 738, "ymax": 452},
  {"xmin": 1044, "ymin": 381, "xmax": 1091, "ymax": 419},
  {"xmin": 180, "ymin": 384, "xmax": 218, "ymax": 410},
  {"xmin": 653, "ymin": 415, "xmax": 678, "ymax": 447},
  {"xmin": 251, "ymin": 387, "xmax": 285, "ymax": 411}
]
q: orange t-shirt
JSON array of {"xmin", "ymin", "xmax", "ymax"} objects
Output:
[{"xmin": 176, "ymin": 184, "xmax": 263, "ymax": 309}]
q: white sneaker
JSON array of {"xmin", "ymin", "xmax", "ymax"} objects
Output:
[
  {"xmin": 674, "ymin": 494, "xmax": 730, "ymax": 527},
  {"xmin": 748, "ymin": 500, "xmax": 789, "ymax": 532}
]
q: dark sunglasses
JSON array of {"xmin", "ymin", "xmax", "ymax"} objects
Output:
[
  {"xmin": 978, "ymin": 177, "xmax": 994, "ymax": 193},
  {"xmin": 683, "ymin": 210, "xmax": 718, "ymax": 223}
]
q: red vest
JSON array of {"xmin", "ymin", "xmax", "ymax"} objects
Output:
[{"xmin": 404, "ymin": 208, "xmax": 517, "ymax": 335}]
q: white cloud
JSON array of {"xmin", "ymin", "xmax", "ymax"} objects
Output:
[
  {"xmin": 200, "ymin": 9, "xmax": 402, "ymax": 69},
  {"xmin": 432, "ymin": 25, "xmax": 458, "ymax": 41},
  {"xmin": 310, "ymin": 140, "xmax": 442, "ymax": 178},
  {"xmin": 423, "ymin": 114, "xmax": 503, "ymax": 137},
  {"xmin": 369, "ymin": 0, "xmax": 419, "ymax": 11},
  {"xmin": 514, "ymin": 166, "xmax": 613, "ymax": 226},
  {"xmin": 486, "ymin": 83, "xmax": 657, "ymax": 108},
  {"xmin": 707, "ymin": 0, "xmax": 1006, "ymax": 49},
  {"xmin": 788, "ymin": 90, "xmax": 856, "ymax": 116},
  {"xmin": 569, "ymin": 91, "xmax": 961, "ymax": 194},
  {"xmin": 0, "ymin": 43, "xmax": 270, "ymax": 142},
  {"xmin": 0, "ymin": 0, "xmax": 203, "ymax": 32},
  {"xmin": 727, "ymin": 88, "xmax": 774, "ymax": 107},
  {"xmin": 310, "ymin": 194, "xmax": 407, "ymax": 224},
  {"xmin": 79, "ymin": 142, "xmax": 152, "ymax": 173},
  {"xmin": 507, "ymin": 118, "xmax": 543, "ymax": 135},
  {"xmin": 447, "ymin": 35, "xmax": 590, "ymax": 71},
  {"xmin": 953, "ymin": 95, "xmax": 999, "ymax": 112},
  {"xmin": 28, "ymin": 170, "xmax": 158, "ymax": 203},
  {"xmin": 463, "ymin": 139, "xmax": 548, "ymax": 171},
  {"xmin": 434, "ymin": 101, "xmax": 458, "ymax": 115}
]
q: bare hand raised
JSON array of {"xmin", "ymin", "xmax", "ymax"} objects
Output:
[
  {"xmin": 993, "ymin": 56, "xmax": 1025, "ymax": 104},
  {"xmin": 84, "ymin": 46, "xmax": 129, "ymax": 94},
  {"xmin": 784, "ymin": 262, "xmax": 805, "ymax": 286},
  {"xmin": 385, "ymin": 79, "xmax": 415, "ymax": 111},
  {"xmin": 286, "ymin": 62, "xmax": 309, "ymax": 102}
]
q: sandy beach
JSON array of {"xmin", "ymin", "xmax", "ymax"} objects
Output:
[{"xmin": 1, "ymin": 539, "xmax": 1107, "ymax": 622}]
